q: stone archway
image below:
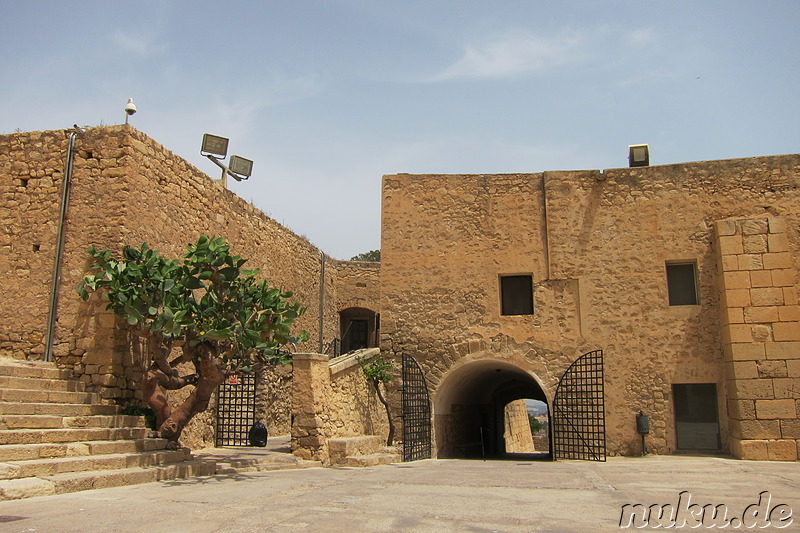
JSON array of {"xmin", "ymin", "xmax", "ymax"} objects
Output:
[{"xmin": 433, "ymin": 358, "xmax": 550, "ymax": 459}]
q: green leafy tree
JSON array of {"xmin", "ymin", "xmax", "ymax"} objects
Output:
[
  {"xmin": 357, "ymin": 353, "xmax": 395, "ymax": 445},
  {"xmin": 528, "ymin": 414, "xmax": 546, "ymax": 434},
  {"xmin": 350, "ymin": 250, "xmax": 380, "ymax": 262},
  {"xmin": 78, "ymin": 236, "xmax": 308, "ymax": 445}
]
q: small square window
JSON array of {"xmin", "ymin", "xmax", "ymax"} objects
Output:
[
  {"xmin": 500, "ymin": 275, "xmax": 533, "ymax": 315},
  {"xmin": 666, "ymin": 262, "xmax": 698, "ymax": 306}
]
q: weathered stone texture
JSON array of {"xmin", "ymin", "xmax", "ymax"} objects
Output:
[
  {"xmin": 382, "ymin": 154, "xmax": 799, "ymax": 458},
  {"xmin": 291, "ymin": 350, "xmax": 389, "ymax": 463},
  {"xmin": 0, "ymin": 126, "xmax": 356, "ymax": 448},
  {"xmin": 331, "ymin": 259, "xmax": 380, "ymax": 313},
  {"xmin": 503, "ymin": 399, "xmax": 535, "ymax": 453}
]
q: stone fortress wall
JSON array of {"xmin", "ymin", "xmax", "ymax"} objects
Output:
[
  {"xmin": 0, "ymin": 126, "xmax": 383, "ymax": 448},
  {"xmin": 2, "ymin": 125, "xmax": 798, "ymax": 460},
  {"xmin": 381, "ymin": 155, "xmax": 799, "ymax": 460}
]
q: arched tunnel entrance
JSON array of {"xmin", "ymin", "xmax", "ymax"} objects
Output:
[{"xmin": 434, "ymin": 359, "xmax": 550, "ymax": 460}]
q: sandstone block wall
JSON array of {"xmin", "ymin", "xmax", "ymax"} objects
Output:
[
  {"xmin": 382, "ymin": 154, "xmax": 799, "ymax": 458},
  {"xmin": 0, "ymin": 126, "xmax": 355, "ymax": 448},
  {"xmin": 0, "ymin": 130, "xmax": 127, "ymax": 361},
  {"xmin": 503, "ymin": 399, "xmax": 536, "ymax": 453},
  {"xmin": 716, "ymin": 216, "xmax": 800, "ymax": 460},
  {"xmin": 291, "ymin": 349, "xmax": 390, "ymax": 463},
  {"xmin": 331, "ymin": 259, "xmax": 380, "ymax": 313}
]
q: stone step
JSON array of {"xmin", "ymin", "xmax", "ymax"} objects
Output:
[
  {"xmin": 0, "ymin": 448, "xmax": 191, "ymax": 480},
  {"xmin": 0, "ymin": 375, "xmax": 85, "ymax": 392},
  {"xmin": 334, "ymin": 452, "xmax": 402, "ymax": 468},
  {"xmin": 0, "ymin": 438, "xmax": 168, "ymax": 462},
  {"xmin": 215, "ymin": 454, "xmax": 320, "ymax": 474},
  {"xmin": 0, "ymin": 361, "xmax": 72, "ymax": 380},
  {"xmin": 0, "ymin": 388, "xmax": 101, "ymax": 405},
  {"xmin": 0, "ymin": 427, "xmax": 149, "ymax": 445},
  {"xmin": 0, "ymin": 414, "xmax": 144, "ymax": 430},
  {"xmin": 0, "ymin": 459, "xmax": 217, "ymax": 500},
  {"xmin": 327, "ymin": 435, "xmax": 384, "ymax": 461},
  {"xmin": 0, "ymin": 402, "xmax": 119, "ymax": 416}
]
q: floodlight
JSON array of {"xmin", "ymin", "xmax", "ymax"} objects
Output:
[
  {"xmin": 229, "ymin": 155, "xmax": 253, "ymax": 178},
  {"xmin": 628, "ymin": 144, "xmax": 650, "ymax": 167},
  {"xmin": 201, "ymin": 134, "xmax": 229, "ymax": 157},
  {"xmin": 199, "ymin": 133, "xmax": 255, "ymax": 188}
]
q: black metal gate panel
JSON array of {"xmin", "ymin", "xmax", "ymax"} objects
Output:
[
  {"xmin": 402, "ymin": 353, "xmax": 431, "ymax": 461},
  {"xmin": 552, "ymin": 349, "xmax": 606, "ymax": 461},
  {"xmin": 215, "ymin": 373, "xmax": 257, "ymax": 446}
]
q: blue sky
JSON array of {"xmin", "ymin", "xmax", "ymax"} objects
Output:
[{"xmin": 2, "ymin": 1, "xmax": 798, "ymax": 260}]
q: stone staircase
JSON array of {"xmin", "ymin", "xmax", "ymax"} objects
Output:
[
  {"xmin": 328, "ymin": 436, "xmax": 401, "ymax": 467},
  {"xmin": 0, "ymin": 359, "xmax": 216, "ymax": 500}
]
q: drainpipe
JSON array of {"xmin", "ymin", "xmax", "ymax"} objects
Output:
[
  {"xmin": 318, "ymin": 251, "xmax": 326, "ymax": 353},
  {"xmin": 44, "ymin": 128, "xmax": 80, "ymax": 362}
]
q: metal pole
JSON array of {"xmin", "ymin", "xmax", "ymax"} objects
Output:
[
  {"xmin": 45, "ymin": 130, "xmax": 79, "ymax": 361},
  {"xmin": 318, "ymin": 252, "xmax": 325, "ymax": 353}
]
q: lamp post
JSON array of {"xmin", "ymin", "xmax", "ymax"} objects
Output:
[{"xmin": 200, "ymin": 133, "xmax": 254, "ymax": 188}]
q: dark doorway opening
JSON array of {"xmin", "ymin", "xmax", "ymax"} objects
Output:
[
  {"xmin": 434, "ymin": 360, "xmax": 550, "ymax": 460},
  {"xmin": 339, "ymin": 307, "xmax": 379, "ymax": 354},
  {"xmin": 673, "ymin": 383, "xmax": 721, "ymax": 450}
]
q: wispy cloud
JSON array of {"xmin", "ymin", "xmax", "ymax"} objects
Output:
[{"xmin": 427, "ymin": 31, "xmax": 583, "ymax": 81}]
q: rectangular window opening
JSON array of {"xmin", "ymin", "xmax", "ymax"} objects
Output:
[
  {"xmin": 500, "ymin": 275, "xmax": 534, "ymax": 316},
  {"xmin": 666, "ymin": 261, "xmax": 698, "ymax": 306}
]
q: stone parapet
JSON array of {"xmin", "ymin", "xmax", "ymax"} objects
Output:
[{"xmin": 291, "ymin": 349, "xmax": 390, "ymax": 464}]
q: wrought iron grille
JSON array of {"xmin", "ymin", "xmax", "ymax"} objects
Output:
[
  {"xmin": 401, "ymin": 353, "xmax": 432, "ymax": 462},
  {"xmin": 552, "ymin": 349, "xmax": 606, "ymax": 461},
  {"xmin": 215, "ymin": 373, "xmax": 258, "ymax": 447},
  {"xmin": 325, "ymin": 338, "xmax": 342, "ymax": 358}
]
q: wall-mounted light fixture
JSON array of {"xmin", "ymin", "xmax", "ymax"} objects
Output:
[
  {"xmin": 200, "ymin": 133, "xmax": 254, "ymax": 188},
  {"xmin": 124, "ymin": 98, "xmax": 137, "ymax": 125},
  {"xmin": 228, "ymin": 155, "xmax": 253, "ymax": 178},
  {"xmin": 628, "ymin": 144, "xmax": 650, "ymax": 167},
  {"xmin": 200, "ymin": 133, "xmax": 229, "ymax": 158}
]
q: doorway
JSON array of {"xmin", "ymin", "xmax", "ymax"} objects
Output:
[
  {"xmin": 339, "ymin": 307, "xmax": 378, "ymax": 354},
  {"xmin": 433, "ymin": 360, "xmax": 550, "ymax": 459}
]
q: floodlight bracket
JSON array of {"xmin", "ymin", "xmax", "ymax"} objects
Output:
[{"xmin": 204, "ymin": 154, "xmax": 250, "ymax": 187}]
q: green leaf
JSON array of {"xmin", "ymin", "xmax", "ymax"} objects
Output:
[
  {"xmin": 218, "ymin": 267, "xmax": 239, "ymax": 280},
  {"xmin": 185, "ymin": 276, "xmax": 203, "ymax": 289}
]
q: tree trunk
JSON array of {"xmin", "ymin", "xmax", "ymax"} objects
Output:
[
  {"xmin": 373, "ymin": 378, "xmax": 395, "ymax": 446},
  {"xmin": 158, "ymin": 343, "xmax": 227, "ymax": 445}
]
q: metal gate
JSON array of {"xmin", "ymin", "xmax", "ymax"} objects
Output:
[
  {"xmin": 552, "ymin": 349, "xmax": 606, "ymax": 461},
  {"xmin": 401, "ymin": 353, "xmax": 431, "ymax": 461},
  {"xmin": 215, "ymin": 373, "xmax": 257, "ymax": 446}
]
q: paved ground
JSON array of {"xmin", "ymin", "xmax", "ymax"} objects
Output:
[{"xmin": 1, "ymin": 453, "xmax": 799, "ymax": 532}]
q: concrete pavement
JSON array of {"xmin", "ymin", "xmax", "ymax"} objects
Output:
[{"xmin": 1, "ymin": 454, "xmax": 799, "ymax": 532}]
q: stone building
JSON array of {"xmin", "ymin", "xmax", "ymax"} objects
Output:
[
  {"xmin": 380, "ymin": 156, "xmax": 800, "ymax": 461},
  {"xmin": 0, "ymin": 126, "xmax": 382, "ymax": 453},
  {"xmin": 1, "ymin": 125, "xmax": 798, "ymax": 463}
]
